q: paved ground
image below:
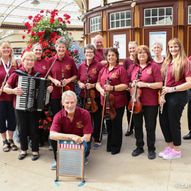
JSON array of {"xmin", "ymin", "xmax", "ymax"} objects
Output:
[{"xmin": 0, "ymin": 108, "xmax": 191, "ymax": 191}]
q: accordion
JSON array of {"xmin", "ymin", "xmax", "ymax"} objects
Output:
[{"xmin": 16, "ymin": 75, "xmax": 50, "ymax": 111}]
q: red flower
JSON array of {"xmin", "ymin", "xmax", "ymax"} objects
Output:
[
  {"xmin": 28, "ymin": 15, "xmax": 33, "ymax": 20},
  {"xmin": 64, "ymin": 13, "xmax": 71, "ymax": 20},
  {"xmin": 40, "ymin": 10, "xmax": 44, "ymax": 13},
  {"xmin": 22, "ymin": 35, "xmax": 26, "ymax": 39}
]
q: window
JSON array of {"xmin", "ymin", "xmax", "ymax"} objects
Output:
[
  {"xmin": 110, "ymin": 10, "xmax": 131, "ymax": 29},
  {"xmin": 188, "ymin": 6, "xmax": 191, "ymax": 24},
  {"xmin": 13, "ymin": 48, "xmax": 23, "ymax": 60},
  {"xmin": 90, "ymin": 16, "xmax": 101, "ymax": 33},
  {"xmin": 144, "ymin": 7, "xmax": 173, "ymax": 26}
]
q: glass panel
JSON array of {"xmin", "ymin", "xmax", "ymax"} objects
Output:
[
  {"xmin": 189, "ymin": 7, "xmax": 191, "ymax": 14},
  {"xmin": 166, "ymin": 8, "xmax": 172, "ymax": 15},
  {"xmin": 159, "ymin": 9, "xmax": 164, "ymax": 16},
  {"xmin": 152, "ymin": 9, "xmax": 157, "ymax": 16},
  {"xmin": 145, "ymin": 9, "xmax": 150, "ymax": 17},
  {"xmin": 189, "ymin": 16, "xmax": 191, "ymax": 24},
  {"xmin": 111, "ymin": 21, "xmax": 115, "ymax": 28},
  {"xmin": 116, "ymin": 21, "xmax": 120, "ymax": 27},
  {"xmin": 126, "ymin": 20, "xmax": 130, "ymax": 26},
  {"xmin": 145, "ymin": 18, "xmax": 150, "ymax": 25},
  {"xmin": 121, "ymin": 20, "xmax": 125, "ymax": 27},
  {"xmin": 116, "ymin": 13, "xmax": 119, "ymax": 20},
  {"xmin": 126, "ymin": 11, "xmax": 130, "ymax": 18},
  {"xmin": 152, "ymin": 17, "xmax": 157, "ymax": 25},
  {"xmin": 121, "ymin": 12, "xmax": 125, "ymax": 19},
  {"xmin": 158, "ymin": 16, "xmax": 165, "ymax": 24},
  {"xmin": 111, "ymin": 14, "xmax": 114, "ymax": 21}
]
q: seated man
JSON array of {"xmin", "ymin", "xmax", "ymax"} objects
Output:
[{"xmin": 49, "ymin": 90, "xmax": 93, "ymax": 169}]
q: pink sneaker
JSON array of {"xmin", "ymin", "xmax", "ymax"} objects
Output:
[
  {"xmin": 163, "ymin": 149, "xmax": 181, "ymax": 160},
  {"xmin": 158, "ymin": 147, "xmax": 172, "ymax": 158}
]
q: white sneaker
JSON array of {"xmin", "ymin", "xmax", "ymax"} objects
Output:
[
  {"xmin": 163, "ymin": 149, "xmax": 181, "ymax": 160},
  {"xmin": 158, "ymin": 147, "xmax": 172, "ymax": 158}
]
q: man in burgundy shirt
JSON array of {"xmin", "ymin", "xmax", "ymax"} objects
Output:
[
  {"xmin": 93, "ymin": 34, "xmax": 107, "ymax": 65},
  {"xmin": 49, "ymin": 90, "xmax": 93, "ymax": 169}
]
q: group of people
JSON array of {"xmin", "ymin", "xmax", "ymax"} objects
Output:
[{"xmin": 0, "ymin": 34, "xmax": 191, "ymax": 169}]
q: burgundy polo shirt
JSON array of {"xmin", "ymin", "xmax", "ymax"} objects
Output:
[
  {"xmin": 166, "ymin": 61, "xmax": 191, "ymax": 87},
  {"xmin": 131, "ymin": 61, "xmax": 162, "ymax": 106},
  {"xmin": 123, "ymin": 57, "xmax": 136, "ymax": 81},
  {"xmin": 78, "ymin": 59, "xmax": 103, "ymax": 97},
  {"xmin": 98, "ymin": 64, "xmax": 128, "ymax": 108},
  {"xmin": 49, "ymin": 55, "xmax": 78, "ymax": 99},
  {"xmin": 7, "ymin": 66, "xmax": 36, "ymax": 108},
  {"xmin": 94, "ymin": 49, "xmax": 105, "ymax": 62},
  {"xmin": 34, "ymin": 59, "xmax": 50, "ymax": 78},
  {"xmin": 50, "ymin": 107, "xmax": 93, "ymax": 137},
  {"xmin": 0, "ymin": 64, "xmax": 16, "ymax": 101}
]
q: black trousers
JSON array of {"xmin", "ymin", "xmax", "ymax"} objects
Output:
[
  {"xmin": 80, "ymin": 96, "xmax": 102, "ymax": 142},
  {"xmin": 187, "ymin": 89, "xmax": 191, "ymax": 131},
  {"xmin": 106, "ymin": 106, "xmax": 125, "ymax": 153},
  {"xmin": 50, "ymin": 139, "xmax": 91, "ymax": 160},
  {"xmin": 15, "ymin": 110, "xmax": 39, "ymax": 152},
  {"xmin": 50, "ymin": 98, "xmax": 62, "ymax": 116},
  {"xmin": 133, "ymin": 105, "xmax": 158, "ymax": 151},
  {"xmin": 159, "ymin": 91, "xmax": 187, "ymax": 146}
]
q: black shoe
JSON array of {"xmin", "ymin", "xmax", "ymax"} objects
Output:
[
  {"xmin": 125, "ymin": 130, "xmax": 133, "ymax": 136},
  {"xmin": 132, "ymin": 148, "xmax": 144, "ymax": 157},
  {"xmin": 148, "ymin": 151, "xmax": 156, "ymax": 160},
  {"xmin": 111, "ymin": 150, "xmax": 120, "ymax": 155},
  {"xmin": 31, "ymin": 154, "xmax": 39, "ymax": 161},
  {"xmin": 183, "ymin": 132, "xmax": 191, "ymax": 140},
  {"xmin": 18, "ymin": 153, "xmax": 27, "ymax": 160}
]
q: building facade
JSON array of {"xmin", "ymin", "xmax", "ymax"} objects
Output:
[{"xmin": 83, "ymin": 0, "xmax": 191, "ymax": 58}]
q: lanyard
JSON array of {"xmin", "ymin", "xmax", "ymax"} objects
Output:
[{"xmin": 1, "ymin": 58, "xmax": 11, "ymax": 76}]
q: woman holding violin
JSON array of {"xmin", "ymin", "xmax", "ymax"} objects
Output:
[
  {"xmin": 78, "ymin": 44, "xmax": 103, "ymax": 147},
  {"xmin": 48, "ymin": 37, "xmax": 78, "ymax": 116},
  {"xmin": 130, "ymin": 45, "xmax": 162, "ymax": 160},
  {"xmin": 96, "ymin": 48, "xmax": 128, "ymax": 155}
]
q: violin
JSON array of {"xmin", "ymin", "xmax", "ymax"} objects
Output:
[
  {"xmin": 84, "ymin": 76, "xmax": 98, "ymax": 113},
  {"xmin": 61, "ymin": 71, "xmax": 70, "ymax": 92},
  {"xmin": 128, "ymin": 71, "xmax": 142, "ymax": 114},
  {"xmin": 104, "ymin": 79, "xmax": 116, "ymax": 120},
  {"xmin": 125, "ymin": 71, "xmax": 142, "ymax": 136}
]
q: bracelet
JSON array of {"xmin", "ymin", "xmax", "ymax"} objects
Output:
[{"xmin": 113, "ymin": 86, "xmax": 115, "ymax": 91}]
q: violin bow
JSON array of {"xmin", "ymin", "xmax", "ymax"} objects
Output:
[
  {"xmin": 99, "ymin": 91, "xmax": 107, "ymax": 142},
  {"xmin": 125, "ymin": 70, "xmax": 140, "ymax": 135}
]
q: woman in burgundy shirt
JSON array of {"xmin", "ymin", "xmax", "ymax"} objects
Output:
[
  {"xmin": 0, "ymin": 41, "xmax": 18, "ymax": 152},
  {"xmin": 96, "ymin": 48, "xmax": 128, "ymax": 155},
  {"xmin": 130, "ymin": 45, "xmax": 162, "ymax": 160},
  {"xmin": 159, "ymin": 38, "xmax": 191, "ymax": 160},
  {"xmin": 152, "ymin": 42, "xmax": 165, "ymax": 66},
  {"xmin": 78, "ymin": 44, "xmax": 103, "ymax": 147},
  {"xmin": 123, "ymin": 41, "xmax": 138, "ymax": 136},
  {"xmin": 4, "ymin": 52, "xmax": 40, "ymax": 161},
  {"xmin": 48, "ymin": 37, "xmax": 78, "ymax": 116}
]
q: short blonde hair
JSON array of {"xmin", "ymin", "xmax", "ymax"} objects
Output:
[{"xmin": 21, "ymin": 51, "xmax": 37, "ymax": 62}]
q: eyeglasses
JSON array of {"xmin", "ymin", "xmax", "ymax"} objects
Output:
[{"xmin": 85, "ymin": 51, "xmax": 94, "ymax": 54}]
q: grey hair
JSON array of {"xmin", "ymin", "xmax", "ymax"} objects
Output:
[
  {"xmin": 32, "ymin": 43, "xmax": 42, "ymax": 51},
  {"xmin": 55, "ymin": 37, "xmax": 68, "ymax": 48},
  {"xmin": 152, "ymin": 42, "xmax": 163, "ymax": 49},
  {"xmin": 84, "ymin": 44, "xmax": 96, "ymax": 54},
  {"xmin": 62, "ymin": 90, "xmax": 77, "ymax": 102}
]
